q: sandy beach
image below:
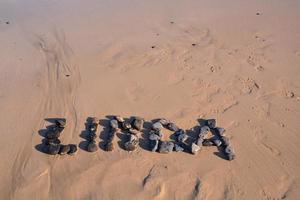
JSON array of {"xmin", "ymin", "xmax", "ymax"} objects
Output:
[{"xmin": 0, "ymin": 0, "xmax": 300, "ymax": 199}]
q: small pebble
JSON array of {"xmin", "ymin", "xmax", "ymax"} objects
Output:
[
  {"xmin": 149, "ymin": 133, "xmax": 161, "ymax": 141},
  {"xmin": 67, "ymin": 144, "xmax": 78, "ymax": 155},
  {"xmin": 47, "ymin": 144, "xmax": 60, "ymax": 155},
  {"xmin": 202, "ymin": 139, "xmax": 214, "ymax": 146},
  {"xmin": 174, "ymin": 144, "xmax": 184, "ymax": 152},
  {"xmin": 110, "ymin": 119, "xmax": 119, "ymax": 129},
  {"xmin": 122, "ymin": 121, "xmax": 132, "ymax": 130},
  {"xmin": 213, "ymin": 127, "xmax": 226, "ymax": 136},
  {"xmin": 167, "ymin": 123, "xmax": 179, "ymax": 131},
  {"xmin": 115, "ymin": 115, "xmax": 125, "ymax": 123},
  {"xmin": 220, "ymin": 136, "xmax": 230, "ymax": 147},
  {"xmin": 88, "ymin": 123, "xmax": 98, "ymax": 132},
  {"xmin": 132, "ymin": 117, "xmax": 144, "ymax": 131},
  {"xmin": 45, "ymin": 129, "xmax": 60, "ymax": 140},
  {"xmin": 45, "ymin": 138, "xmax": 61, "ymax": 145},
  {"xmin": 88, "ymin": 132, "xmax": 97, "ymax": 141},
  {"xmin": 55, "ymin": 119, "xmax": 66, "ymax": 127},
  {"xmin": 177, "ymin": 133, "xmax": 188, "ymax": 143},
  {"xmin": 206, "ymin": 119, "xmax": 216, "ymax": 129},
  {"xmin": 129, "ymin": 128, "xmax": 140, "ymax": 135},
  {"xmin": 105, "ymin": 142, "xmax": 114, "ymax": 151},
  {"xmin": 159, "ymin": 118, "xmax": 170, "ymax": 126},
  {"xmin": 225, "ymin": 145, "xmax": 235, "ymax": 161},
  {"xmin": 59, "ymin": 144, "xmax": 70, "ymax": 155},
  {"xmin": 87, "ymin": 141, "xmax": 98, "ymax": 152},
  {"xmin": 152, "ymin": 122, "xmax": 163, "ymax": 131},
  {"xmin": 159, "ymin": 141, "xmax": 174, "ymax": 154},
  {"xmin": 150, "ymin": 139, "xmax": 159, "ymax": 152},
  {"xmin": 212, "ymin": 138, "xmax": 222, "ymax": 147},
  {"xmin": 191, "ymin": 143, "xmax": 201, "ymax": 155}
]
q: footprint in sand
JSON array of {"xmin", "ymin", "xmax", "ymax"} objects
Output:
[{"xmin": 239, "ymin": 77, "xmax": 260, "ymax": 94}]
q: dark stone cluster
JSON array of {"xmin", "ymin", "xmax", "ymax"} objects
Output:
[{"xmin": 42, "ymin": 119, "xmax": 77, "ymax": 156}]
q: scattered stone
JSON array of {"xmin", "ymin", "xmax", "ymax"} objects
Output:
[
  {"xmin": 256, "ymin": 12, "xmax": 260, "ymax": 16},
  {"xmin": 151, "ymin": 46, "xmax": 155, "ymax": 49},
  {"xmin": 220, "ymin": 136, "xmax": 230, "ymax": 147},
  {"xmin": 110, "ymin": 119, "xmax": 119, "ymax": 129},
  {"xmin": 177, "ymin": 132, "xmax": 188, "ymax": 143},
  {"xmin": 199, "ymin": 126, "xmax": 210, "ymax": 138},
  {"xmin": 285, "ymin": 91, "xmax": 295, "ymax": 98},
  {"xmin": 88, "ymin": 123, "xmax": 98, "ymax": 132},
  {"xmin": 129, "ymin": 128, "xmax": 140, "ymax": 135},
  {"xmin": 206, "ymin": 119, "xmax": 216, "ymax": 129},
  {"xmin": 174, "ymin": 144, "xmax": 184, "ymax": 152},
  {"xmin": 87, "ymin": 141, "xmax": 98, "ymax": 152},
  {"xmin": 212, "ymin": 138, "xmax": 222, "ymax": 147},
  {"xmin": 45, "ymin": 129, "xmax": 61, "ymax": 140},
  {"xmin": 6, "ymin": 21, "xmax": 9, "ymax": 25},
  {"xmin": 213, "ymin": 127, "xmax": 226, "ymax": 136},
  {"xmin": 45, "ymin": 138, "xmax": 61, "ymax": 145},
  {"xmin": 115, "ymin": 115, "xmax": 125, "ymax": 123},
  {"xmin": 124, "ymin": 134, "xmax": 139, "ymax": 151},
  {"xmin": 105, "ymin": 142, "xmax": 114, "ymax": 151},
  {"xmin": 225, "ymin": 145, "xmax": 235, "ymax": 161},
  {"xmin": 202, "ymin": 139, "xmax": 214, "ymax": 146},
  {"xmin": 152, "ymin": 122, "xmax": 163, "ymax": 131},
  {"xmin": 67, "ymin": 144, "xmax": 78, "ymax": 155},
  {"xmin": 191, "ymin": 143, "xmax": 201, "ymax": 155},
  {"xmin": 149, "ymin": 133, "xmax": 161, "ymax": 141},
  {"xmin": 192, "ymin": 43, "xmax": 196, "ymax": 46},
  {"xmin": 158, "ymin": 118, "xmax": 170, "ymax": 126},
  {"xmin": 149, "ymin": 139, "xmax": 159, "ymax": 152},
  {"xmin": 132, "ymin": 117, "xmax": 144, "ymax": 131},
  {"xmin": 159, "ymin": 141, "xmax": 174, "ymax": 154},
  {"xmin": 59, "ymin": 144, "xmax": 70, "ymax": 155},
  {"xmin": 88, "ymin": 132, "xmax": 97, "ymax": 141},
  {"xmin": 196, "ymin": 137, "xmax": 204, "ymax": 146},
  {"xmin": 122, "ymin": 121, "xmax": 132, "ymax": 130},
  {"xmin": 55, "ymin": 119, "xmax": 66, "ymax": 127},
  {"xmin": 167, "ymin": 123, "xmax": 179, "ymax": 131},
  {"xmin": 47, "ymin": 144, "xmax": 60, "ymax": 155}
]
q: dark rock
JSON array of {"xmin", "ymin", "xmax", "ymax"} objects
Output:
[
  {"xmin": 149, "ymin": 133, "xmax": 161, "ymax": 141},
  {"xmin": 59, "ymin": 144, "xmax": 70, "ymax": 155},
  {"xmin": 47, "ymin": 144, "xmax": 60, "ymax": 155},
  {"xmin": 225, "ymin": 145, "xmax": 235, "ymax": 161},
  {"xmin": 174, "ymin": 144, "xmax": 184, "ymax": 152},
  {"xmin": 105, "ymin": 142, "xmax": 114, "ymax": 151},
  {"xmin": 199, "ymin": 126, "xmax": 210, "ymax": 137},
  {"xmin": 87, "ymin": 141, "xmax": 98, "ymax": 152},
  {"xmin": 149, "ymin": 129, "xmax": 162, "ymax": 138},
  {"xmin": 206, "ymin": 119, "xmax": 216, "ymax": 129},
  {"xmin": 129, "ymin": 128, "xmax": 140, "ymax": 135},
  {"xmin": 45, "ymin": 129, "xmax": 61, "ymax": 140},
  {"xmin": 158, "ymin": 118, "xmax": 170, "ymax": 126},
  {"xmin": 67, "ymin": 144, "xmax": 78, "ymax": 155},
  {"xmin": 213, "ymin": 127, "xmax": 226, "ymax": 136},
  {"xmin": 55, "ymin": 119, "xmax": 66, "ymax": 127},
  {"xmin": 110, "ymin": 119, "xmax": 119, "ymax": 129},
  {"xmin": 152, "ymin": 122, "xmax": 163, "ymax": 131},
  {"xmin": 202, "ymin": 139, "xmax": 214, "ymax": 146},
  {"xmin": 149, "ymin": 139, "xmax": 159, "ymax": 152},
  {"xmin": 88, "ymin": 132, "xmax": 97, "ymax": 141},
  {"xmin": 87, "ymin": 123, "xmax": 98, "ymax": 132},
  {"xmin": 158, "ymin": 141, "xmax": 174, "ymax": 154},
  {"xmin": 115, "ymin": 115, "xmax": 125, "ymax": 123},
  {"xmin": 167, "ymin": 123, "xmax": 179, "ymax": 131},
  {"xmin": 212, "ymin": 138, "xmax": 222, "ymax": 147},
  {"xmin": 132, "ymin": 117, "xmax": 144, "ymax": 131},
  {"xmin": 196, "ymin": 137, "xmax": 204, "ymax": 146},
  {"xmin": 124, "ymin": 134, "xmax": 139, "ymax": 151},
  {"xmin": 220, "ymin": 136, "xmax": 230, "ymax": 147},
  {"xmin": 122, "ymin": 121, "xmax": 132, "ymax": 130},
  {"xmin": 177, "ymin": 132, "xmax": 188, "ymax": 143},
  {"xmin": 45, "ymin": 138, "xmax": 61, "ymax": 145}
]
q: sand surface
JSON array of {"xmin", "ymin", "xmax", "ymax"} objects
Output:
[{"xmin": 0, "ymin": 0, "xmax": 300, "ymax": 199}]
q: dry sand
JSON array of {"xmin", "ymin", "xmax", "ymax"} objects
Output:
[{"xmin": 0, "ymin": 0, "xmax": 300, "ymax": 199}]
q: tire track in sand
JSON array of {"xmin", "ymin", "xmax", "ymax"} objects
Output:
[{"xmin": 11, "ymin": 29, "xmax": 81, "ymax": 200}]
